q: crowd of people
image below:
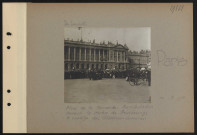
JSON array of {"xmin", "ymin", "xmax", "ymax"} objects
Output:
[
  {"xmin": 64, "ymin": 67, "xmax": 151, "ymax": 86},
  {"xmin": 64, "ymin": 69, "xmax": 128, "ymax": 80},
  {"xmin": 126, "ymin": 67, "xmax": 151, "ymax": 86}
]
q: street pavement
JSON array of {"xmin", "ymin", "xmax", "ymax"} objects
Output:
[{"xmin": 64, "ymin": 78, "xmax": 151, "ymax": 103}]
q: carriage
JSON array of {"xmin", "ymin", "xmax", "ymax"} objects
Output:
[{"xmin": 126, "ymin": 68, "xmax": 149, "ymax": 86}]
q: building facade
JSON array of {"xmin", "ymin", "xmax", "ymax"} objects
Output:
[
  {"xmin": 127, "ymin": 51, "xmax": 151, "ymax": 68},
  {"xmin": 64, "ymin": 40, "xmax": 129, "ymax": 71}
]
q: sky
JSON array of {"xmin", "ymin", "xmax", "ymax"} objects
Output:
[{"xmin": 64, "ymin": 27, "xmax": 151, "ymax": 51}]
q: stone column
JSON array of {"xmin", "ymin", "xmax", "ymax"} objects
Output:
[
  {"xmin": 89, "ymin": 48, "xmax": 91, "ymax": 61},
  {"xmin": 103, "ymin": 50, "xmax": 104, "ymax": 61},
  {"xmin": 109, "ymin": 50, "xmax": 110, "ymax": 62},
  {"xmin": 122, "ymin": 51, "xmax": 124, "ymax": 62},
  {"xmin": 106, "ymin": 50, "xmax": 108, "ymax": 61},
  {"xmin": 113, "ymin": 51, "xmax": 114, "ymax": 62},
  {"xmin": 68, "ymin": 47, "xmax": 70, "ymax": 61},
  {"xmin": 116, "ymin": 51, "xmax": 118, "ymax": 62},
  {"xmin": 79, "ymin": 48, "xmax": 81, "ymax": 61},
  {"xmin": 94, "ymin": 49, "xmax": 96, "ymax": 61},
  {"xmin": 99, "ymin": 49, "xmax": 100, "ymax": 61},
  {"xmin": 120, "ymin": 51, "xmax": 122, "ymax": 62},
  {"xmin": 74, "ymin": 47, "xmax": 76, "ymax": 61},
  {"xmin": 124, "ymin": 52, "xmax": 126, "ymax": 62},
  {"xmin": 85, "ymin": 48, "xmax": 86, "ymax": 61},
  {"xmin": 126, "ymin": 52, "xmax": 127, "ymax": 62},
  {"xmin": 68, "ymin": 63, "xmax": 70, "ymax": 71}
]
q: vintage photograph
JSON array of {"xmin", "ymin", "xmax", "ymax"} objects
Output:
[{"xmin": 64, "ymin": 27, "xmax": 151, "ymax": 103}]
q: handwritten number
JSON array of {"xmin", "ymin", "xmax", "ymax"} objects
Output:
[{"xmin": 170, "ymin": 5, "xmax": 184, "ymax": 13}]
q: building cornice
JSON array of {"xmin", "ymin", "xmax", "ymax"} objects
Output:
[{"xmin": 64, "ymin": 40, "xmax": 129, "ymax": 50}]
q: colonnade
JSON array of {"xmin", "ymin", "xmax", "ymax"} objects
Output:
[{"xmin": 65, "ymin": 46, "xmax": 126, "ymax": 62}]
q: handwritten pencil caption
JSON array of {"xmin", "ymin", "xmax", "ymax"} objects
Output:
[{"xmin": 65, "ymin": 104, "xmax": 153, "ymax": 121}]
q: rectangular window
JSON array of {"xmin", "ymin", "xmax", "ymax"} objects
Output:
[
  {"xmin": 114, "ymin": 51, "xmax": 117, "ymax": 62},
  {"xmin": 81, "ymin": 48, "xmax": 85, "ymax": 61},
  {"xmin": 118, "ymin": 52, "xmax": 120, "ymax": 61},
  {"xmin": 110, "ymin": 51, "xmax": 113, "ymax": 61},
  {"xmin": 70, "ymin": 48, "xmax": 74, "ymax": 60},
  {"xmin": 64, "ymin": 46, "xmax": 68, "ymax": 60},
  {"xmin": 91, "ymin": 49, "xmax": 94, "ymax": 61},
  {"xmin": 76, "ymin": 48, "xmax": 79, "ymax": 61},
  {"xmin": 86, "ymin": 49, "xmax": 89, "ymax": 61}
]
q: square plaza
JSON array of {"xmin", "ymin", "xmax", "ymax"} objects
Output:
[{"xmin": 64, "ymin": 78, "xmax": 151, "ymax": 103}]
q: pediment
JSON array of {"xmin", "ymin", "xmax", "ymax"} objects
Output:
[{"xmin": 114, "ymin": 45, "xmax": 126, "ymax": 49}]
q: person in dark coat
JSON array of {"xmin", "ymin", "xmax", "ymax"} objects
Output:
[{"xmin": 88, "ymin": 68, "xmax": 92, "ymax": 80}]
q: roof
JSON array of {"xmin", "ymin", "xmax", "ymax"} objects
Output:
[
  {"xmin": 64, "ymin": 40, "xmax": 129, "ymax": 50},
  {"xmin": 128, "ymin": 52, "xmax": 150, "ymax": 57}
]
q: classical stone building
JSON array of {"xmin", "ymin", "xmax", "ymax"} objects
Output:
[
  {"xmin": 64, "ymin": 40, "xmax": 129, "ymax": 71},
  {"xmin": 127, "ymin": 51, "xmax": 151, "ymax": 68}
]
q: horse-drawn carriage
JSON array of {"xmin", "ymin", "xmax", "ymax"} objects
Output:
[{"xmin": 126, "ymin": 68, "xmax": 150, "ymax": 86}]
